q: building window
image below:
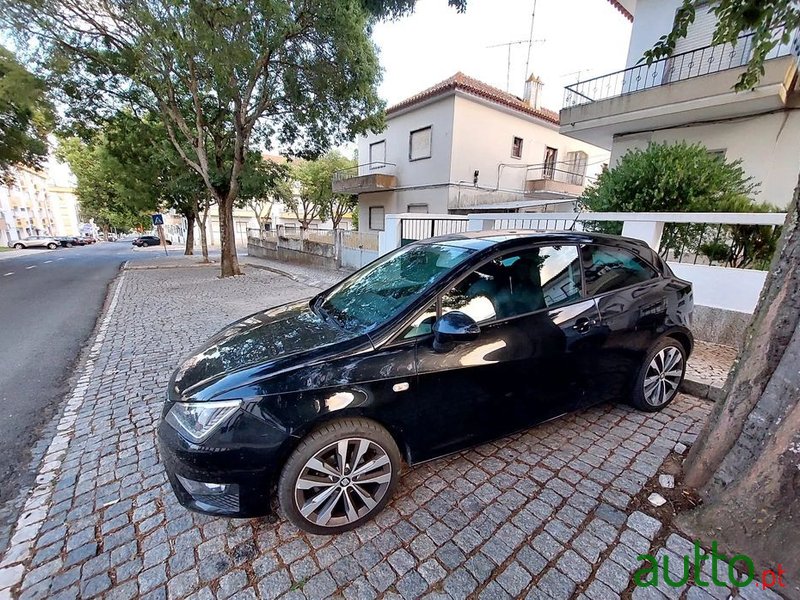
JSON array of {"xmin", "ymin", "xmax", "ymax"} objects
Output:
[
  {"xmin": 565, "ymin": 151, "xmax": 588, "ymax": 185},
  {"xmin": 409, "ymin": 126, "xmax": 432, "ymax": 161},
  {"xmin": 543, "ymin": 146, "xmax": 558, "ymax": 179},
  {"xmin": 511, "ymin": 136, "xmax": 524, "ymax": 159},
  {"xmin": 369, "ymin": 140, "xmax": 386, "ymax": 168},
  {"xmin": 407, "ymin": 204, "xmax": 429, "ymax": 213},
  {"xmin": 369, "ymin": 206, "xmax": 385, "ymax": 231}
]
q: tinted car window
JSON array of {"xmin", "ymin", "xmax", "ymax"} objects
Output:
[
  {"xmin": 320, "ymin": 243, "xmax": 475, "ymax": 331},
  {"xmin": 441, "ymin": 245, "xmax": 583, "ymax": 323},
  {"xmin": 582, "ymin": 245, "xmax": 659, "ymax": 296},
  {"xmin": 400, "ymin": 302, "xmax": 437, "ymax": 339}
]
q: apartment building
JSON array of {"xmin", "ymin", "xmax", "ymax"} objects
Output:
[
  {"xmin": 560, "ymin": 0, "xmax": 800, "ymax": 208},
  {"xmin": 334, "ymin": 72, "xmax": 610, "ymax": 233}
]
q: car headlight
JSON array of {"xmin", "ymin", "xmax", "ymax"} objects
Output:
[{"xmin": 165, "ymin": 399, "xmax": 242, "ymax": 443}]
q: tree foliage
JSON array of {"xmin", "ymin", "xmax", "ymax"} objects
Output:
[
  {"xmin": 57, "ymin": 135, "xmax": 156, "ymax": 232},
  {"xmin": 581, "ymin": 141, "xmax": 780, "ymax": 266},
  {"xmin": 0, "ymin": 45, "xmax": 54, "ymax": 182},
  {"xmin": 0, "ymin": 0, "xmax": 465, "ymax": 276},
  {"xmin": 642, "ymin": 0, "xmax": 799, "ymax": 90},
  {"xmin": 288, "ymin": 152, "xmax": 356, "ymax": 229}
]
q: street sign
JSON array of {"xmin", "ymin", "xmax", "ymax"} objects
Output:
[{"xmin": 151, "ymin": 213, "xmax": 164, "ymax": 226}]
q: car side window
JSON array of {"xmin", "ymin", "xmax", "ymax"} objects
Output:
[
  {"xmin": 399, "ymin": 302, "xmax": 437, "ymax": 339},
  {"xmin": 581, "ymin": 245, "xmax": 659, "ymax": 296},
  {"xmin": 441, "ymin": 245, "xmax": 583, "ymax": 323}
]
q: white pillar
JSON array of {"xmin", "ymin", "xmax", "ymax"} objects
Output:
[
  {"xmin": 378, "ymin": 214, "xmax": 403, "ymax": 256},
  {"xmin": 467, "ymin": 217, "xmax": 496, "ymax": 232},
  {"xmin": 621, "ymin": 220, "xmax": 664, "ymax": 250}
]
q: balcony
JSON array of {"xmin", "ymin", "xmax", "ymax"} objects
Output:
[
  {"xmin": 524, "ymin": 162, "xmax": 588, "ymax": 198},
  {"xmin": 560, "ymin": 29, "xmax": 799, "ymax": 148},
  {"xmin": 332, "ymin": 162, "xmax": 398, "ymax": 194}
]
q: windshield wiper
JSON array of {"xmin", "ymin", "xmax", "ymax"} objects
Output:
[{"xmin": 311, "ymin": 296, "xmax": 343, "ymax": 329}]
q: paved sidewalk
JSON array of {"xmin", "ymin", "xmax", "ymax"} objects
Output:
[{"xmin": 0, "ymin": 266, "xmax": 775, "ymax": 600}]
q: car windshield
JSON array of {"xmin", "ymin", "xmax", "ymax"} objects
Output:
[{"xmin": 318, "ymin": 243, "xmax": 475, "ymax": 332}]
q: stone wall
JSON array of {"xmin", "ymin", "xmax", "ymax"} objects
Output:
[{"xmin": 247, "ymin": 235, "xmax": 340, "ymax": 270}]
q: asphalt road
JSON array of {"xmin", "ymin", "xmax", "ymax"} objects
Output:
[{"xmin": 0, "ymin": 242, "xmax": 137, "ymax": 505}]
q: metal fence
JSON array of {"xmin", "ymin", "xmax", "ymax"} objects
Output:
[
  {"xmin": 400, "ymin": 217, "xmax": 469, "ymax": 245},
  {"xmin": 563, "ymin": 28, "xmax": 793, "ymax": 107},
  {"xmin": 332, "ymin": 161, "xmax": 396, "ymax": 182}
]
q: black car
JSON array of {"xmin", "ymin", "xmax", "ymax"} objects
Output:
[
  {"xmin": 133, "ymin": 235, "xmax": 171, "ymax": 247},
  {"xmin": 158, "ymin": 231, "xmax": 693, "ymax": 534}
]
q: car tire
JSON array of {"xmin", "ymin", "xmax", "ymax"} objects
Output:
[
  {"xmin": 13, "ymin": 243, "xmax": 23, "ymax": 249},
  {"xmin": 47, "ymin": 243, "xmax": 58, "ymax": 249},
  {"xmin": 631, "ymin": 337, "xmax": 687, "ymax": 412},
  {"xmin": 278, "ymin": 418, "xmax": 401, "ymax": 535}
]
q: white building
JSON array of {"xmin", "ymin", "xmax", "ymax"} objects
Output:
[
  {"xmin": 560, "ymin": 0, "xmax": 800, "ymax": 208},
  {"xmin": 335, "ymin": 72, "xmax": 610, "ymax": 233},
  {"xmin": 0, "ymin": 165, "xmax": 80, "ymax": 246}
]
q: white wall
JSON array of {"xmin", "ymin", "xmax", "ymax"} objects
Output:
[
  {"xmin": 358, "ymin": 96, "xmax": 455, "ymax": 188},
  {"xmin": 624, "ymin": 0, "xmax": 681, "ymax": 67},
  {"xmin": 450, "ymin": 93, "xmax": 608, "ymax": 194},
  {"xmin": 669, "ymin": 262, "xmax": 766, "ymax": 313},
  {"xmin": 611, "ymin": 110, "xmax": 800, "ymax": 208}
]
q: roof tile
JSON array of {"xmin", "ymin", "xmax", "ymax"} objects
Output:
[{"xmin": 386, "ymin": 72, "xmax": 561, "ymax": 125}]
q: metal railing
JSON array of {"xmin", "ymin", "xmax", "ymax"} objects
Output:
[
  {"xmin": 332, "ymin": 161, "xmax": 397, "ymax": 182},
  {"xmin": 563, "ymin": 28, "xmax": 794, "ymax": 107},
  {"xmin": 526, "ymin": 162, "xmax": 588, "ymax": 186},
  {"xmin": 400, "ymin": 217, "xmax": 469, "ymax": 245}
]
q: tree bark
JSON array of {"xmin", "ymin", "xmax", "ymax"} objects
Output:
[
  {"xmin": 184, "ymin": 212, "xmax": 195, "ymax": 255},
  {"xmin": 218, "ymin": 195, "xmax": 241, "ymax": 277},
  {"xmin": 194, "ymin": 195, "xmax": 210, "ymax": 263},
  {"xmin": 678, "ymin": 174, "xmax": 800, "ymax": 598}
]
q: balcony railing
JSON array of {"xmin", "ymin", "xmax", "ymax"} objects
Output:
[
  {"xmin": 563, "ymin": 28, "xmax": 794, "ymax": 108},
  {"xmin": 526, "ymin": 162, "xmax": 589, "ymax": 186},
  {"xmin": 332, "ymin": 161, "xmax": 396, "ymax": 183}
]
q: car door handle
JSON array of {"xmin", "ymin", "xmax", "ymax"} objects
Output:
[{"xmin": 573, "ymin": 318, "xmax": 596, "ymax": 334}]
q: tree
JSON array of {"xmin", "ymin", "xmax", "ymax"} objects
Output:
[
  {"xmin": 57, "ymin": 135, "xmax": 156, "ymax": 234},
  {"xmin": 1, "ymin": 0, "xmax": 466, "ymax": 277},
  {"xmin": 0, "ymin": 46, "xmax": 54, "ymax": 182},
  {"xmin": 238, "ymin": 156, "xmax": 293, "ymax": 237},
  {"xmin": 580, "ymin": 142, "xmax": 777, "ymax": 264},
  {"xmin": 288, "ymin": 152, "xmax": 357, "ymax": 230},
  {"xmin": 641, "ymin": 1, "xmax": 800, "ymax": 591}
]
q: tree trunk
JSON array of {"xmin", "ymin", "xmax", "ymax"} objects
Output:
[
  {"xmin": 184, "ymin": 213, "xmax": 195, "ymax": 255},
  {"xmin": 678, "ymin": 174, "xmax": 800, "ymax": 598},
  {"xmin": 192, "ymin": 195, "xmax": 210, "ymax": 263},
  {"xmin": 218, "ymin": 195, "xmax": 241, "ymax": 277}
]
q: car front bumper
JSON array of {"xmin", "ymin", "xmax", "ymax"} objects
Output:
[{"xmin": 157, "ymin": 416, "xmax": 291, "ymax": 518}]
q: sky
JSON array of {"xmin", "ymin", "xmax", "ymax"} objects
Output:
[{"xmin": 369, "ymin": 0, "xmax": 633, "ymax": 113}]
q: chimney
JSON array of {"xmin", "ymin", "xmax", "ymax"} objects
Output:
[{"xmin": 523, "ymin": 73, "xmax": 543, "ymax": 109}]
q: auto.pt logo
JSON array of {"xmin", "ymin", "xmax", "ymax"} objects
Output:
[{"xmin": 634, "ymin": 541, "xmax": 787, "ymax": 591}]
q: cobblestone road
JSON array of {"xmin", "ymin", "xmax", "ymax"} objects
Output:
[{"xmin": 0, "ymin": 266, "xmax": 783, "ymax": 600}]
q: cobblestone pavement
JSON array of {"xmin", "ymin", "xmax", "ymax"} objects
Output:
[
  {"xmin": 684, "ymin": 341, "xmax": 737, "ymax": 391},
  {"xmin": 0, "ymin": 267, "xmax": 780, "ymax": 600}
]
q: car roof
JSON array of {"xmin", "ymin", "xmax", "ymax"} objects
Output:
[{"xmin": 417, "ymin": 229, "xmax": 650, "ymax": 253}]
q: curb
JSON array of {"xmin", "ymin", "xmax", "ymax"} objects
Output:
[{"xmin": 680, "ymin": 378, "xmax": 726, "ymax": 402}]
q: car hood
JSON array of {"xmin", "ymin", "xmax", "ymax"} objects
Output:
[{"xmin": 170, "ymin": 299, "xmax": 356, "ymax": 399}]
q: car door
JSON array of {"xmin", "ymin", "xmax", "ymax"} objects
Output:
[
  {"xmin": 579, "ymin": 243, "xmax": 670, "ymax": 404},
  {"xmin": 408, "ymin": 244, "xmax": 601, "ymax": 461}
]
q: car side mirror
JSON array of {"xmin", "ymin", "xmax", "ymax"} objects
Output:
[{"xmin": 432, "ymin": 311, "xmax": 480, "ymax": 353}]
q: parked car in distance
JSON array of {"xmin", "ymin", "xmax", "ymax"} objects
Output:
[
  {"xmin": 158, "ymin": 230, "xmax": 694, "ymax": 534},
  {"xmin": 9, "ymin": 236, "xmax": 60, "ymax": 250},
  {"xmin": 55, "ymin": 236, "xmax": 84, "ymax": 248},
  {"xmin": 132, "ymin": 235, "xmax": 171, "ymax": 247}
]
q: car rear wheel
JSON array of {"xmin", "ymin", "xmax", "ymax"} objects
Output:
[
  {"xmin": 278, "ymin": 418, "xmax": 401, "ymax": 535},
  {"xmin": 13, "ymin": 243, "xmax": 23, "ymax": 249},
  {"xmin": 47, "ymin": 243, "xmax": 58, "ymax": 249},
  {"xmin": 631, "ymin": 337, "xmax": 686, "ymax": 411}
]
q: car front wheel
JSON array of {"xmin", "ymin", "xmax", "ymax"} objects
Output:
[
  {"xmin": 631, "ymin": 337, "xmax": 687, "ymax": 411},
  {"xmin": 13, "ymin": 243, "xmax": 23, "ymax": 249},
  {"xmin": 47, "ymin": 243, "xmax": 58, "ymax": 249},
  {"xmin": 278, "ymin": 418, "xmax": 401, "ymax": 535}
]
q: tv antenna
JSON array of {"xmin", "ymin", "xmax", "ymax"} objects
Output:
[
  {"xmin": 486, "ymin": 38, "xmax": 546, "ymax": 92},
  {"xmin": 561, "ymin": 69, "xmax": 593, "ymax": 83}
]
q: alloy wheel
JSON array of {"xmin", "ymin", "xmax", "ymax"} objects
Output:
[
  {"xmin": 643, "ymin": 345, "xmax": 684, "ymax": 407},
  {"xmin": 293, "ymin": 437, "xmax": 392, "ymax": 528}
]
